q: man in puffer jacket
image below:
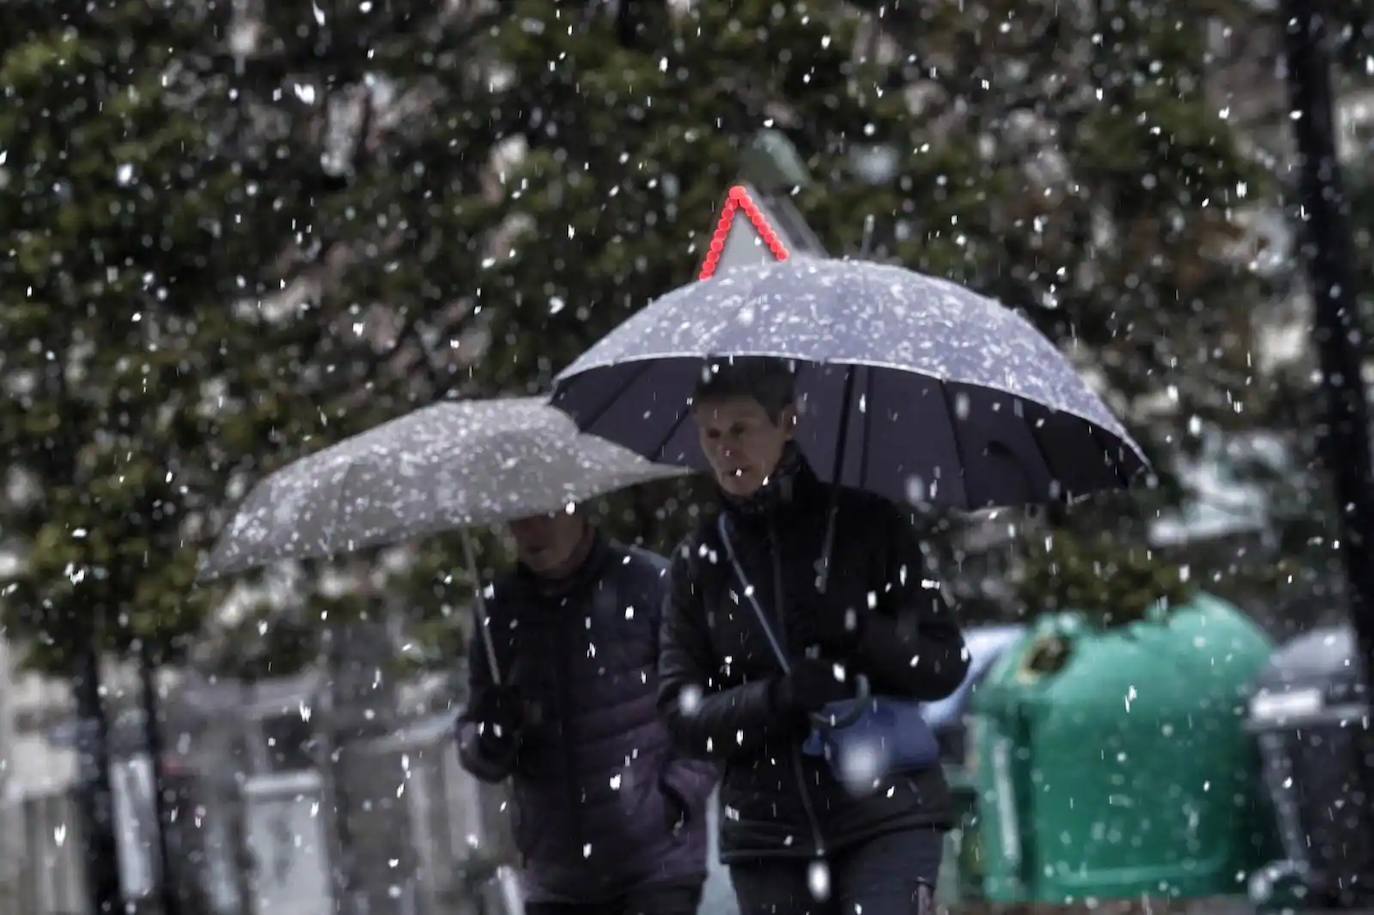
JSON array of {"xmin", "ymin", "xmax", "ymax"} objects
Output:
[
  {"xmin": 658, "ymin": 358, "xmax": 969, "ymax": 915},
  {"xmin": 459, "ymin": 510, "xmax": 717, "ymax": 915}
]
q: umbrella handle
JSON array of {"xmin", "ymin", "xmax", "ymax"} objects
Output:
[
  {"xmin": 810, "ymin": 673, "xmax": 870, "ymax": 730},
  {"xmin": 461, "ymin": 529, "xmax": 502, "ymax": 687}
]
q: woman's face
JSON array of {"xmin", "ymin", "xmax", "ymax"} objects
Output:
[{"xmin": 693, "ymin": 396, "xmax": 796, "ymax": 498}]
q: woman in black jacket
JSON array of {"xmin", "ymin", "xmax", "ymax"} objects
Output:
[{"xmin": 658, "ymin": 358, "xmax": 969, "ymax": 915}]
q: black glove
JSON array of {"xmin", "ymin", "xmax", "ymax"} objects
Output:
[
  {"xmin": 916, "ymin": 882, "xmax": 937, "ymax": 915},
  {"xmin": 792, "ymin": 604, "xmax": 865, "ymax": 657},
  {"xmin": 472, "ymin": 685, "xmax": 525, "ymax": 758},
  {"xmin": 770, "ymin": 657, "xmax": 851, "ymax": 716}
]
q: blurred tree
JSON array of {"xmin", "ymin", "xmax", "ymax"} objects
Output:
[
  {"xmin": 1014, "ymin": 522, "xmax": 1197, "ymax": 625},
  {"xmin": 835, "ymin": 1, "xmax": 1322, "ymax": 621},
  {"xmin": 0, "ymin": 3, "xmax": 276, "ymax": 908},
  {"xmin": 3, "ymin": 0, "xmax": 1328, "ymax": 666},
  {"xmin": 8, "ymin": 1, "xmax": 1348, "ymax": 911}
]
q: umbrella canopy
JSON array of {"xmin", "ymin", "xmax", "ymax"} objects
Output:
[
  {"xmin": 202, "ymin": 397, "xmax": 687, "ymax": 579},
  {"xmin": 553, "ymin": 257, "xmax": 1149, "ymax": 510}
]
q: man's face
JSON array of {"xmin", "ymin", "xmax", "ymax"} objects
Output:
[
  {"xmin": 693, "ymin": 396, "xmax": 796, "ymax": 498},
  {"xmin": 507, "ymin": 512, "xmax": 587, "ymax": 576}
]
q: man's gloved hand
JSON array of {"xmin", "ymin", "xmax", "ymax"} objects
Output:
[
  {"xmin": 770, "ymin": 657, "xmax": 852, "ymax": 717},
  {"xmin": 791, "ymin": 604, "xmax": 865, "ymax": 658},
  {"xmin": 472, "ymin": 685, "xmax": 525, "ymax": 758},
  {"xmin": 916, "ymin": 882, "xmax": 938, "ymax": 915}
]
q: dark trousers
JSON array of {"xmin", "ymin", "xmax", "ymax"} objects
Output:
[
  {"xmin": 728, "ymin": 828, "xmax": 942, "ymax": 915},
  {"xmin": 525, "ymin": 883, "xmax": 703, "ymax": 915}
]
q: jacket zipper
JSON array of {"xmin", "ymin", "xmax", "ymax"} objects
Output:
[
  {"xmin": 552, "ymin": 601, "xmax": 582, "ymax": 858},
  {"xmin": 768, "ymin": 519, "xmax": 827, "ymax": 859}
]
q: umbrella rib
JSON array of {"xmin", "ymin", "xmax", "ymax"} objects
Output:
[
  {"xmin": 937, "ymin": 381, "xmax": 973, "ymax": 511},
  {"xmin": 1022, "ymin": 403, "xmax": 1065, "ymax": 501},
  {"xmin": 830, "ymin": 363, "xmax": 857, "ymax": 486},
  {"xmin": 847, "ymin": 264, "xmax": 870, "ymax": 493},
  {"xmin": 1084, "ymin": 421, "xmax": 1132, "ymax": 489},
  {"xmin": 644, "ymin": 394, "xmax": 695, "ymax": 465},
  {"xmin": 857, "ymin": 364, "xmax": 874, "ymax": 493},
  {"xmin": 566, "ymin": 357, "xmax": 663, "ymax": 435}
]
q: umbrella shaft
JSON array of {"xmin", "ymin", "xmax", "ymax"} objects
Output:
[{"xmin": 461, "ymin": 529, "xmax": 502, "ymax": 686}]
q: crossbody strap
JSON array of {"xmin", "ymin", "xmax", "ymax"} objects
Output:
[
  {"xmin": 590, "ymin": 567, "xmax": 618, "ymax": 624},
  {"xmin": 716, "ymin": 514, "xmax": 791, "ymax": 675}
]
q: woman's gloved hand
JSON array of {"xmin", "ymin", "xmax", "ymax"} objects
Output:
[
  {"xmin": 770, "ymin": 656, "xmax": 853, "ymax": 716},
  {"xmin": 471, "ymin": 685, "xmax": 525, "ymax": 758}
]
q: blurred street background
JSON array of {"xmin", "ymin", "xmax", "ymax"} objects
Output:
[{"xmin": 2, "ymin": 1, "xmax": 1374, "ymax": 913}]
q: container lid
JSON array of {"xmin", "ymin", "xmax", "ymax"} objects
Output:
[
  {"xmin": 924, "ymin": 624, "xmax": 1025, "ymax": 729},
  {"xmin": 1254, "ymin": 625, "xmax": 1359, "ymax": 691}
]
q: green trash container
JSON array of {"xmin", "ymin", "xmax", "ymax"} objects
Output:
[
  {"xmin": 943, "ymin": 763, "xmax": 984, "ymax": 904},
  {"xmin": 965, "ymin": 593, "xmax": 1275, "ymax": 904}
]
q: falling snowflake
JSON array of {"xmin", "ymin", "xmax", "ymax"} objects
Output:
[{"xmin": 808, "ymin": 859, "xmax": 831, "ymax": 901}]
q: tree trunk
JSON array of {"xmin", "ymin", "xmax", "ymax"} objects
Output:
[
  {"xmin": 71, "ymin": 645, "xmax": 122, "ymax": 914},
  {"xmin": 1282, "ymin": 0, "xmax": 1374, "ymax": 904},
  {"xmin": 139, "ymin": 642, "xmax": 180, "ymax": 915}
]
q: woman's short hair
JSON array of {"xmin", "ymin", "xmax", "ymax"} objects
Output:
[{"xmin": 692, "ymin": 357, "xmax": 797, "ymax": 423}]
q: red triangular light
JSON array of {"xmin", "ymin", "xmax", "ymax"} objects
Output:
[{"xmin": 698, "ymin": 185, "xmax": 790, "ymax": 280}]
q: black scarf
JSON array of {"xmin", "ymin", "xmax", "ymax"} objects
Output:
[
  {"xmin": 515, "ymin": 528, "xmax": 607, "ymax": 602},
  {"xmin": 720, "ymin": 442, "xmax": 809, "ymax": 522}
]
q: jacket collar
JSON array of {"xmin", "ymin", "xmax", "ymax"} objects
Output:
[
  {"xmin": 719, "ymin": 444, "xmax": 827, "ymax": 529},
  {"xmin": 512, "ymin": 529, "xmax": 613, "ymax": 603}
]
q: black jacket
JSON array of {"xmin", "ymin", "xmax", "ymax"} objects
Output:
[
  {"xmin": 458, "ymin": 535, "xmax": 717, "ymax": 901},
  {"xmin": 657, "ymin": 463, "xmax": 968, "ymax": 861}
]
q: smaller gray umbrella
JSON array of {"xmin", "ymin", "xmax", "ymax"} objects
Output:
[{"xmin": 202, "ymin": 397, "xmax": 686, "ymax": 680}]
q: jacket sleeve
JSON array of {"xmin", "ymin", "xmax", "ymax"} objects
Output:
[
  {"xmin": 854, "ymin": 505, "xmax": 969, "ymax": 701},
  {"xmin": 660, "ymin": 755, "xmax": 719, "ymax": 812},
  {"xmin": 657, "ymin": 540, "xmax": 790, "ymax": 762},
  {"xmin": 644, "ymin": 553, "xmax": 722, "ymax": 806},
  {"xmin": 457, "ymin": 615, "xmax": 517, "ymax": 783}
]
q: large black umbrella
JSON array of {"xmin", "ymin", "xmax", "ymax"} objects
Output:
[{"xmin": 553, "ymin": 257, "xmax": 1149, "ymax": 511}]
